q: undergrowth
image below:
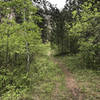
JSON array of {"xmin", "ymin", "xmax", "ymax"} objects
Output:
[
  {"xmin": 0, "ymin": 44, "xmax": 65, "ymax": 100},
  {"xmin": 0, "ymin": 56, "xmax": 64, "ymax": 100}
]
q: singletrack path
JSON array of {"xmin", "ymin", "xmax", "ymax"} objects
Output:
[{"xmin": 52, "ymin": 57, "xmax": 84, "ymax": 100}]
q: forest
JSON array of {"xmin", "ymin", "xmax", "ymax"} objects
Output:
[{"xmin": 0, "ymin": 0, "xmax": 100, "ymax": 100}]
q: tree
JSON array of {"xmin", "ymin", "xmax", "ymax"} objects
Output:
[
  {"xmin": 0, "ymin": 0, "xmax": 42, "ymax": 70},
  {"xmin": 67, "ymin": 1, "xmax": 100, "ymax": 68}
]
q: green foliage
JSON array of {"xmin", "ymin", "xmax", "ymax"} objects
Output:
[
  {"xmin": 50, "ymin": 0, "xmax": 100, "ymax": 69},
  {"xmin": 0, "ymin": 19, "xmax": 42, "ymax": 66},
  {"xmin": 0, "ymin": 0, "xmax": 48, "ymax": 99},
  {"xmin": 0, "ymin": 0, "xmax": 100, "ymax": 99},
  {"xmin": 0, "ymin": 0, "xmax": 43, "ymax": 66},
  {"xmin": 0, "ymin": 54, "xmax": 62, "ymax": 100},
  {"xmin": 0, "ymin": 66, "xmax": 29, "ymax": 100},
  {"xmin": 71, "ymin": 2, "xmax": 100, "ymax": 69},
  {"xmin": 56, "ymin": 1, "xmax": 100, "ymax": 69}
]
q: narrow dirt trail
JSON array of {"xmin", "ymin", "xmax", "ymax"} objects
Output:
[{"xmin": 52, "ymin": 57, "xmax": 84, "ymax": 100}]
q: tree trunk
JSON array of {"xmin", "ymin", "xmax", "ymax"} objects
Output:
[
  {"xmin": 6, "ymin": 34, "xmax": 9, "ymax": 67},
  {"xmin": 26, "ymin": 42, "xmax": 30, "ymax": 72}
]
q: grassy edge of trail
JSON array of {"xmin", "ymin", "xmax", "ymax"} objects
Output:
[
  {"xmin": 0, "ymin": 44, "xmax": 66, "ymax": 100},
  {"xmin": 57, "ymin": 55, "xmax": 100, "ymax": 100},
  {"xmin": 18, "ymin": 56, "xmax": 65, "ymax": 100}
]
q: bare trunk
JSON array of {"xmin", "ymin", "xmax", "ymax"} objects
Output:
[
  {"xmin": 24, "ymin": 7, "xmax": 30, "ymax": 72},
  {"xmin": 26, "ymin": 42, "xmax": 30, "ymax": 72},
  {"xmin": 6, "ymin": 34, "xmax": 9, "ymax": 67},
  {"xmin": 62, "ymin": 37, "xmax": 64, "ymax": 54}
]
